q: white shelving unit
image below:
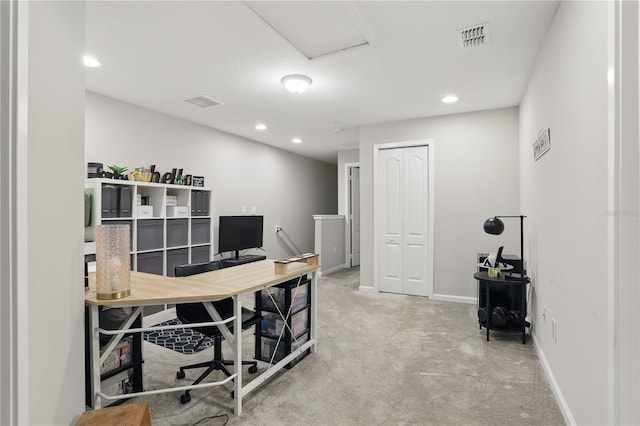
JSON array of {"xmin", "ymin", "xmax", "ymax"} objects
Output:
[{"xmin": 84, "ymin": 178, "xmax": 213, "ymax": 277}]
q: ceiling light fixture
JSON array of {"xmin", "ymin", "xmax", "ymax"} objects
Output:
[
  {"xmin": 255, "ymin": 123, "xmax": 267, "ymax": 130},
  {"xmin": 442, "ymin": 95, "xmax": 459, "ymax": 103},
  {"xmin": 281, "ymin": 74, "xmax": 312, "ymax": 94},
  {"xmin": 292, "ymin": 138, "xmax": 302, "ymax": 144},
  {"xmin": 83, "ymin": 55, "xmax": 101, "ymax": 67}
]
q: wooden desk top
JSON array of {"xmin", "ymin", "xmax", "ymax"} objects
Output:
[{"xmin": 85, "ymin": 259, "xmax": 320, "ymax": 307}]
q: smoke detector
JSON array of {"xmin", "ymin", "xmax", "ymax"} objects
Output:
[
  {"xmin": 457, "ymin": 22, "xmax": 490, "ymax": 48},
  {"xmin": 184, "ymin": 95, "xmax": 222, "ymax": 108}
]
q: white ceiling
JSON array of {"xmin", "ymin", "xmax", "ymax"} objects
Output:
[{"xmin": 85, "ymin": 1, "xmax": 559, "ymax": 165}]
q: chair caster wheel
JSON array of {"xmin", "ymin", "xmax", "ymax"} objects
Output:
[
  {"xmin": 248, "ymin": 365, "xmax": 258, "ymax": 374},
  {"xmin": 176, "ymin": 370, "xmax": 185, "ymax": 379},
  {"xmin": 180, "ymin": 392, "xmax": 191, "ymax": 404}
]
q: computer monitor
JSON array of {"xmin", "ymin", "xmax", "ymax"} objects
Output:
[{"xmin": 218, "ymin": 215, "xmax": 264, "ymax": 259}]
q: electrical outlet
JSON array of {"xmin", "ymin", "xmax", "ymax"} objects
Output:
[{"xmin": 551, "ymin": 319, "xmax": 557, "ymax": 343}]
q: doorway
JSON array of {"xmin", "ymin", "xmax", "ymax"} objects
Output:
[{"xmin": 374, "ymin": 141, "xmax": 434, "ymax": 297}]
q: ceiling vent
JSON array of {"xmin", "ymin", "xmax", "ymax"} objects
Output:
[
  {"xmin": 457, "ymin": 22, "xmax": 490, "ymax": 48},
  {"xmin": 184, "ymin": 95, "xmax": 222, "ymax": 108}
]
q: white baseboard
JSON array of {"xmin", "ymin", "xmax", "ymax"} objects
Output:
[
  {"xmin": 358, "ymin": 285, "xmax": 376, "ymax": 293},
  {"xmin": 431, "ymin": 293, "xmax": 477, "ymax": 304},
  {"xmin": 318, "ymin": 264, "xmax": 346, "ymax": 278},
  {"xmin": 532, "ymin": 333, "xmax": 576, "ymax": 425}
]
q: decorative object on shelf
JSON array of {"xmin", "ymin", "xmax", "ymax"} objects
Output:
[
  {"xmin": 175, "ymin": 175, "xmax": 185, "ymax": 185},
  {"xmin": 483, "ymin": 215, "xmax": 527, "ymax": 277},
  {"xmin": 107, "ymin": 165, "xmax": 129, "ymax": 180},
  {"xmin": 130, "ymin": 167, "xmax": 153, "ymax": 182},
  {"xmin": 87, "ymin": 162, "xmax": 103, "ymax": 178},
  {"xmin": 192, "ymin": 176, "xmax": 204, "ymax": 187},
  {"xmin": 95, "ymin": 224, "xmax": 131, "ymax": 299}
]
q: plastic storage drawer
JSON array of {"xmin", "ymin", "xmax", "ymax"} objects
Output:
[
  {"xmin": 261, "ymin": 309, "xmax": 308, "ymax": 337},
  {"xmin": 260, "ymin": 333, "xmax": 309, "ymax": 365},
  {"xmin": 261, "ymin": 282, "xmax": 308, "ymax": 313}
]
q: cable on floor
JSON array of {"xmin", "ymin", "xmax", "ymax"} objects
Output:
[{"xmin": 191, "ymin": 413, "xmax": 228, "ymax": 426}]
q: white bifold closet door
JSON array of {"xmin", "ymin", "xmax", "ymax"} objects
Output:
[{"xmin": 378, "ymin": 145, "xmax": 429, "ymax": 296}]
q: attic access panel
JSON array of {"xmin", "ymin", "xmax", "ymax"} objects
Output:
[{"xmin": 244, "ymin": 1, "xmax": 370, "ymax": 59}]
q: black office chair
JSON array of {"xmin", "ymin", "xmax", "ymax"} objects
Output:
[{"xmin": 174, "ymin": 261, "xmax": 262, "ymax": 404}]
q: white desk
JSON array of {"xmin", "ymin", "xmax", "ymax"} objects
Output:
[{"xmin": 85, "ymin": 259, "xmax": 319, "ymax": 415}]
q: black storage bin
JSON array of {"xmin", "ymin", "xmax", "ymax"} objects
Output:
[
  {"xmin": 166, "ymin": 248, "xmax": 189, "ymax": 277},
  {"xmin": 137, "ymin": 219, "xmax": 164, "ymax": 251},
  {"xmin": 191, "ymin": 245, "xmax": 210, "ymax": 264},
  {"xmin": 137, "ymin": 251, "xmax": 163, "ymax": 275},
  {"xmin": 166, "ymin": 218, "xmax": 188, "ymax": 247},
  {"xmin": 191, "ymin": 218, "xmax": 210, "ymax": 244}
]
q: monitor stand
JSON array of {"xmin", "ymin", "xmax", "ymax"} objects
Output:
[{"xmin": 221, "ymin": 252, "xmax": 267, "ymax": 268}]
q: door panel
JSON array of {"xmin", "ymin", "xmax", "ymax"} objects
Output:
[
  {"xmin": 380, "ymin": 150, "xmax": 404, "ymax": 293},
  {"xmin": 404, "ymin": 147, "xmax": 428, "ymax": 296}
]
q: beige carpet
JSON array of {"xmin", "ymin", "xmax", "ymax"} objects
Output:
[{"xmin": 134, "ymin": 267, "xmax": 564, "ymax": 426}]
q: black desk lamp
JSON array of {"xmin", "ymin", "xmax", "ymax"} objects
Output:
[{"xmin": 483, "ymin": 215, "xmax": 527, "ymax": 277}]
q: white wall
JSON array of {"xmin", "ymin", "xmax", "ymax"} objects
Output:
[
  {"xmin": 21, "ymin": 2, "xmax": 86, "ymax": 424},
  {"xmin": 519, "ymin": 2, "xmax": 609, "ymax": 423},
  {"xmin": 85, "ymin": 92, "xmax": 337, "ymax": 260},
  {"xmin": 313, "ymin": 215, "xmax": 345, "ymax": 275},
  {"xmin": 359, "ymin": 108, "xmax": 520, "ymax": 300}
]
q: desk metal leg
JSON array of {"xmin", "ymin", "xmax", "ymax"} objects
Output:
[
  {"xmin": 89, "ymin": 305, "xmax": 102, "ymax": 409},
  {"xmin": 233, "ymin": 295, "xmax": 242, "ymax": 416}
]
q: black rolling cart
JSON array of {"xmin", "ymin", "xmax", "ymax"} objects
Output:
[
  {"xmin": 254, "ymin": 275, "xmax": 312, "ymax": 368},
  {"xmin": 474, "ymin": 271, "xmax": 530, "ymax": 344}
]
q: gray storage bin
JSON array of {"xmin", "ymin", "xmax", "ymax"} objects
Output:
[
  {"xmin": 191, "ymin": 218, "xmax": 211, "ymax": 245},
  {"xmin": 166, "ymin": 219, "xmax": 188, "ymax": 247},
  {"xmin": 136, "ymin": 251, "xmax": 163, "ymax": 275},
  {"xmin": 191, "ymin": 245, "xmax": 210, "ymax": 263},
  {"xmin": 166, "ymin": 248, "xmax": 188, "ymax": 277},
  {"xmin": 137, "ymin": 219, "xmax": 164, "ymax": 251}
]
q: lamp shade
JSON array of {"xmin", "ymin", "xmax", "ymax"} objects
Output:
[{"xmin": 483, "ymin": 217, "xmax": 505, "ymax": 235}]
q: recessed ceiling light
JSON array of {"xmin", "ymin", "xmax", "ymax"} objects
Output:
[
  {"xmin": 255, "ymin": 123, "xmax": 267, "ymax": 130},
  {"xmin": 442, "ymin": 95, "xmax": 459, "ymax": 103},
  {"xmin": 333, "ymin": 128, "xmax": 343, "ymax": 133},
  {"xmin": 281, "ymin": 74, "xmax": 312, "ymax": 94},
  {"xmin": 292, "ymin": 138, "xmax": 302, "ymax": 144},
  {"xmin": 83, "ymin": 55, "xmax": 101, "ymax": 67}
]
